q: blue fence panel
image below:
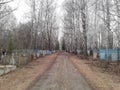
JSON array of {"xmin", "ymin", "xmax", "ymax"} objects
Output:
[
  {"xmin": 99, "ymin": 50, "xmax": 105, "ymax": 61},
  {"xmin": 99, "ymin": 49, "xmax": 120, "ymax": 61}
]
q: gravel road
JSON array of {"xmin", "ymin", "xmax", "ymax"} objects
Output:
[{"xmin": 30, "ymin": 53, "xmax": 93, "ymax": 90}]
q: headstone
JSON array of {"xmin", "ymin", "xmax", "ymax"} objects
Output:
[
  {"xmin": 37, "ymin": 53, "xmax": 40, "ymax": 58},
  {"xmin": 93, "ymin": 52, "xmax": 98, "ymax": 60},
  {"xmin": 10, "ymin": 55, "xmax": 15, "ymax": 65}
]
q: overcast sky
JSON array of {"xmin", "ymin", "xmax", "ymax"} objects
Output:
[
  {"xmin": 9, "ymin": 0, "xmax": 30, "ymax": 23},
  {"xmin": 56, "ymin": 0, "xmax": 64, "ymax": 40},
  {"xmin": 9, "ymin": 0, "xmax": 64, "ymax": 23},
  {"xmin": 9, "ymin": 0, "xmax": 64, "ymax": 39}
]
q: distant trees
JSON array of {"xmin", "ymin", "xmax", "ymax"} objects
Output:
[
  {"xmin": 81, "ymin": 0, "xmax": 88, "ymax": 56},
  {"xmin": 63, "ymin": 0, "xmax": 120, "ymax": 55},
  {"xmin": 114, "ymin": 0, "xmax": 120, "ymax": 48},
  {"xmin": 63, "ymin": 0, "xmax": 88, "ymax": 55},
  {"xmin": 0, "ymin": 0, "xmax": 59, "ymax": 54},
  {"xmin": 28, "ymin": 0, "xmax": 58, "ymax": 50},
  {"xmin": 62, "ymin": 38, "xmax": 66, "ymax": 50},
  {"xmin": 0, "ymin": 0, "xmax": 17, "ymax": 52},
  {"xmin": 18, "ymin": 0, "xmax": 59, "ymax": 50},
  {"xmin": 11, "ymin": 0, "xmax": 59, "ymax": 51}
]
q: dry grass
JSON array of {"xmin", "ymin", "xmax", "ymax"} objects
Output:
[
  {"xmin": 0, "ymin": 53, "xmax": 58, "ymax": 90},
  {"xmin": 70, "ymin": 55, "xmax": 120, "ymax": 90}
]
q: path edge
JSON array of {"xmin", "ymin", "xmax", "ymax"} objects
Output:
[
  {"xmin": 25, "ymin": 53, "xmax": 59, "ymax": 90},
  {"xmin": 68, "ymin": 53, "xmax": 95, "ymax": 90}
]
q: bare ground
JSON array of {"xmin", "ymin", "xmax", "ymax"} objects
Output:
[
  {"xmin": 70, "ymin": 54, "xmax": 120, "ymax": 90},
  {"xmin": 30, "ymin": 53, "xmax": 92, "ymax": 90},
  {"xmin": 0, "ymin": 53, "xmax": 58, "ymax": 90},
  {"xmin": 1, "ymin": 52, "xmax": 119, "ymax": 90}
]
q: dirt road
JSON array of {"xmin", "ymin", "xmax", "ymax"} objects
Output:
[
  {"xmin": 30, "ymin": 53, "xmax": 92, "ymax": 90},
  {"xmin": 0, "ymin": 53, "xmax": 57, "ymax": 90}
]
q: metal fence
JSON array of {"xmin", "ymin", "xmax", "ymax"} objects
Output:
[
  {"xmin": 0, "ymin": 53, "xmax": 30, "ymax": 66},
  {"xmin": 99, "ymin": 49, "xmax": 120, "ymax": 61},
  {"xmin": 0, "ymin": 50, "xmax": 54, "ymax": 66}
]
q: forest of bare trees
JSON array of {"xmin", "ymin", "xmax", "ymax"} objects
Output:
[
  {"xmin": 0, "ymin": 0, "xmax": 59, "ymax": 55},
  {"xmin": 0, "ymin": 0, "xmax": 120, "ymax": 57},
  {"xmin": 63, "ymin": 0, "xmax": 120, "ymax": 56}
]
